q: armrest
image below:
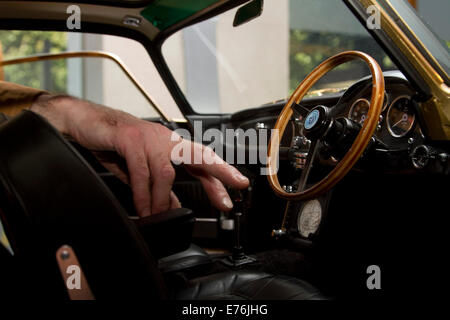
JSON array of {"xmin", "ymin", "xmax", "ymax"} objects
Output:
[{"xmin": 133, "ymin": 208, "xmax": 195, "ymax": 259}]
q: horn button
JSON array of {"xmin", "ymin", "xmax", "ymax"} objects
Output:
[{"xmin": 303, "ymin": 105, "xmax": 332, "ymax": 139}]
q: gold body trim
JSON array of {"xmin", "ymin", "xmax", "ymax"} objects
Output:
[
  {"xmin": 360, "ymin": 0, "xmax": 449, "ymax": 140},
  {"xmin": 386, "ymin": 0, "xmax": 448, "ymax": 79},
  {"xmin": 0, "ymin": 50, "xmax": 181, "ymax": 122}
]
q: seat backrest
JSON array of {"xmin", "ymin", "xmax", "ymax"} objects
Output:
[{"xmin": 0, "ymin": 110, "xmax": 166, "ymax": 300}]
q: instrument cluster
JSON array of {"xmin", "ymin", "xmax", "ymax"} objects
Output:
[
  {"xmin": 347, "ymin": 91, "xmax": 417, "ymax": 140},
  {"xmin": 334, "ymin": 73, "xmax": 426, "ymax": 153}
]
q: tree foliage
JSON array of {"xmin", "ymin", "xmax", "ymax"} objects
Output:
[
  {"xmin": 289, "ymin": 30, "xmax": 395, "ymax": 92},
  {"xmin": 0, "ymin": 31, "xmax": 67, "ymax": 92}
]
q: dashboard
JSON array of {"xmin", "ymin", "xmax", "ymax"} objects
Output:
[
  {"xmin": 230, "ymin": 71, "xmax": 429, "ymax": 174},
  {"xmin": 331, "ymin": 71, "xmax": 424, "ymax": 152},
  {"xmin": 227, "ymin": 71, "xmax": 449, "ymax": 248}
]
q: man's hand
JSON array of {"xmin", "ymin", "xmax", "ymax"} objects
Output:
[{"xmin": 31, "ymin": 94, "xmax": 249, "ymax": 217}]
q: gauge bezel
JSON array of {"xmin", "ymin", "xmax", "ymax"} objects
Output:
[
  {"xmin": 297, "ymin": 199, "xmax": 322, "ymax": 238},
  {"xmin": 382, "ymin": 91, "xmax": 389, "ymax": 112},
  {"xmin": 387, "ymin": 95, "xmax": 416, "ymax": 138},
  {"xmin": 348, "ymin": 98, "xmax": 370, "ymax": 124}
]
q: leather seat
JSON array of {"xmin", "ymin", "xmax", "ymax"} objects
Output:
[
  {"xmin": 159, "ymin": 244, "xmax": 212, "ymax": 274},
  {"xmin": 0, "ymin": 111, "xmax": 325, "ymax": 300},
  {"xmin": 176, "ymin": 271, "xmax": 325, "ymax": 300}
]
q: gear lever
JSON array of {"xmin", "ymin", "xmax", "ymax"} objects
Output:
[{"xmin": 222, "ymin": 189, "xmax": 256, "ymax": 267}]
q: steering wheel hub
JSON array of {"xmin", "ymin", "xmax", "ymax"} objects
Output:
[
  {"xmin": 303, "ymin": 105, "xmax": 332, "ymax": 139},
  {"xmin": 304, "ymin": 109, "xmax": 320, "ymax": 130}
]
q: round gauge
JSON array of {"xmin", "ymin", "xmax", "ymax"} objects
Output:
[
  {"xmin": 387, "ymin": 96, "xmax": 416, "ymax": 138},
  {"xmin": 348, "ymin": 99, "xmax": 370, "ymax": 125},
  {"xmin": 297, "ymin": 199, "xmax": 322, "ymax": 238}
]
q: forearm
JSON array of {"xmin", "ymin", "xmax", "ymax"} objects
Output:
[
  {"xmin": 29, "ymin": 94, "xmax": 72, "ymax": 134},
  {"xmin": 30, "ymin": 94, "xmax": 137, "ymax": 152}
]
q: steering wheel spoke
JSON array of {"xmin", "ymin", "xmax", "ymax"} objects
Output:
[
  {"xmin": 297, "ymin": 139, "xmax": 320, "ymax": 192},
  {"xmin": 329, "ymin": 104, "xmax": 343, "ymax": 118},
  {"xmin": 291, "ymin": 102, "xmax": 310, "ymax": 118}
]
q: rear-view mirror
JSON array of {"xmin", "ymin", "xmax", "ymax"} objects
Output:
[{"xmin": 233, "ymin": 0, "xmax": 264, "ymax": 27}]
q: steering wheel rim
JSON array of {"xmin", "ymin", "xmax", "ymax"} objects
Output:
[{"xmin": 267, "ymin": 51, "xmax": 385, "ymax": 200}]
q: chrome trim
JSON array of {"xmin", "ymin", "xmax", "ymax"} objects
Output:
[
  {"xmin": 195, "ymin": 218, "xmax": 218, "ymax": 223},
  {"xmin": 382, "ymin": 91, "xmax": 389, "ymax": 112},
  {"xmin": 411, "ymin": 145, "xmax": 431, "ymax": 169},
  {"xmin": 348, "ymin": 98, "xmax": 370, "ymax": 123},
  {"xmin": 386, "ymin": 95, "xmax": 416, "ymax": 138},
  {"xmin": 122, "ymin": 16, "xmax": 142, "ymax": 27},
  {"xmin": 271, "ymin": 229, "xmax": 286, "ymax": 238}
]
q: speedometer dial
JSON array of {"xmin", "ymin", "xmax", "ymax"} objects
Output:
[
  {"xmin": 297, "ymin": 199, "xmax": 322, "ymax": 238},
  {"xmin": 387, "ymin": 96, "xmax": 415, "ymax": 138},
  {"xmin": 348, "ymin": 98, "xmax": 370, "ymax": 125}
]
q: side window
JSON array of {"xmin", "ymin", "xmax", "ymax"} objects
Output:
[
  {"xmin": 0, "ymin": 31, "xmax": 184, "ymax": 120},
  {"xmin": 0, "ymin": 31, "xmax": 187, "ymax": 253}
]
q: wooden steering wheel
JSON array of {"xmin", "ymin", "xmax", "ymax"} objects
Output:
[{"xmin": 267, "ymin": 51, "xmax": 385, "ymax": 200}]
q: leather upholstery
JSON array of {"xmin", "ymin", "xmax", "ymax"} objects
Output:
[
  {"xmin": 159, "ymin": 244, "xmax": 212, "ymax": 273},
  {"xmin": 176, "ymin": 271, "xmax": 326, "ymax": 300},
  {"xmin": 135, "ymin": 208, "xmax": 195, "ymax": 259}
]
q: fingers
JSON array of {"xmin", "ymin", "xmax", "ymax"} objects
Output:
[
  {"xmin": 186, "ymin": 167, "xmax": 234, "ymax": 211},
  {"xmin": 149, "ymin": 158, "xmax": 176, "ymax": 214},
  {"xmin": 123, "ymin": 146, "xmax": 152, "ymax": 218},
  {"xmin": 170, "ymin": 191, "xmax": 181, "ymax": 209},
  {"xmin": 199, "ymin": 175, "xmax": 234, "ymax": 211},
  {"xmin": 122, "ymin": 140, "xmax": 177, "ymax": 216},
  {"xmin": 121, "ymin": 147, "xmax": 180, "ymax": 215},
  {"xmin": 186, "ymin": 143, "xmax": 249, "ymax": 190}
]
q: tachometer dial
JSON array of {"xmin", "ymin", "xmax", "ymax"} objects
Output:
[
  {"xmin": 387, "ymin": 96, "xmax": 415, "ymax": 138},
  {"xmin": 297, "ymin": 199, "xmax": 322, "ymax": 238},
  {"xmin": 348, "ymin": 99, "xmax": 370, "ymax": 125}
]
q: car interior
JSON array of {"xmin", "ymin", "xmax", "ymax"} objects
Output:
[{"xmin": 0, "ymin": 0, "xmax": 448, "ymax": 301}]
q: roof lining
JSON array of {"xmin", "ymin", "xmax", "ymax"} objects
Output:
[{"xmin": 0, "ymin": 0, "xmax": 156, "ymax": 9}]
